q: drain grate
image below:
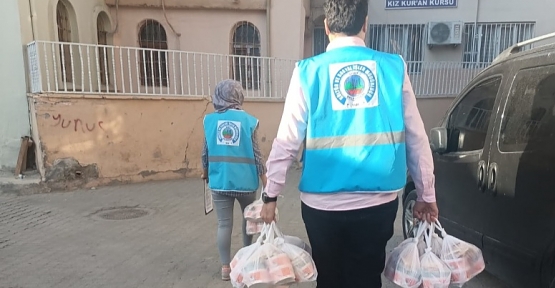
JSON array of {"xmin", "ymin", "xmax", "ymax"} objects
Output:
[{"xmin": 94, "ymin": 207, "xmax": 150, "ymax": 220}]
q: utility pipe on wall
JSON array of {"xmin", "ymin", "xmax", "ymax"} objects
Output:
[
  {"xmin": 473, "ymin": 0, "xmax": 481, "ymax": 43},
  {"xmin": 28, "ymin": 0, "xmax": 37, "ymax": 40},
  {"xmin": 265, "ymin": 0, "xmax": 271, "ymax": 97},
  {"xmin": 266, "ymin": 0, "xmax": 271, "ymax": 57}
]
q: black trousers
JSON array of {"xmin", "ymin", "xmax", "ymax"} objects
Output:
[{"xmin": 301, "ymin": 198, "xmax": 398, "ymax": 288}]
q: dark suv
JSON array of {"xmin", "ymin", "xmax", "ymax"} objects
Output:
[{"xmin": 402, "ymin": 32, "xmax": 555, "ymax": 288}]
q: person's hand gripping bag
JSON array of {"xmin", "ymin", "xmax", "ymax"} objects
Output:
[
  {"xmin": 244, "ymin": 195, "xmax": 280, "ymax": 236},
  {"xmin": 436, "ymin": 221, "xmax": 485, "ymax": 286},
  {"xmin": 384, "ymin": 222, "xmax": 428, "ymax": 288},
  {"xmin": 419, "ymin": 222, "xmax": 451, "ymax": 288},
  {"xmin": 244, "ymin": 194, "xmax": 280, "ymax": 222}
]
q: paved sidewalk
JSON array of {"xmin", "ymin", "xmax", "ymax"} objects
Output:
[{"xmin": 0, "ymin": 171, "xmax": 505, "ymax": 288}]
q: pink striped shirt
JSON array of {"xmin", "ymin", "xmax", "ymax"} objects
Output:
[{"xmin": 264, "ymin": 36, "xmax": 436, "ymax": 211}]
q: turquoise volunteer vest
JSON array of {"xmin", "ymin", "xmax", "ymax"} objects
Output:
[
  {"xmin": 298, "ymin": 45, "xmax": 407, "ymax": 193},
  {"xmin": 203, "ymin": 109, "xmax": 259, "ymax": 192}
]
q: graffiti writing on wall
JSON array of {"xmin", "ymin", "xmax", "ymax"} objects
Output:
[{"xmin": 51, "ymin": 114, "xmax": 105, "ymax": 133}]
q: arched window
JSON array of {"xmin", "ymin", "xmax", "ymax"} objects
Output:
[
  {"xmin": 139, "ymin": 20, "xmax": 168, "ymax": 87},
  {"xmin": 56, "ymin": 1, "xmax": 72, "ymax": 82},
  {"xmin": 312, "ymin": 16, "xmax": 329, "ymax": 56},
  {"xmin": 232, "ymin": 22, "xmax": 261, "ymax": 89},
  {"xmin": 97, "ymin": 13, "xmax": 110, "ymax": 85}
]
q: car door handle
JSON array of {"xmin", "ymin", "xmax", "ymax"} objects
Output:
[
  {"xmin": 477, "ymin": 160, "xmax": 487, "ymax": 192},
  {"xmin": 487, "ymin": 162, "xmax": 498, "ymax": 194}
]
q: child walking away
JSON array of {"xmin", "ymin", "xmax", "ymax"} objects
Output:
[{"xmin": 201, "ymin": 79, "xmax": 267, "ymax": 281}]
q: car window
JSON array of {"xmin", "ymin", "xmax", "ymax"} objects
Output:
[
  {"xmin": 446, "ymin": 77, "xmax": 502, "ymax": 153},
  {"xmin": 499, "ymin": 65, "xmax": 555, "ymax": 152}
]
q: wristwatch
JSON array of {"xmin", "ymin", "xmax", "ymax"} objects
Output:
[{"xmin": 261, "ymin": 192, "xmax": 278, "ymax": 203}]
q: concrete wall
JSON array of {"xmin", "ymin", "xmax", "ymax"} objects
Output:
[
  {"xmin": 29, "ymin": 93, "xmax": 453, "ymax": 185},
  {"xmin": 109, "ymin": 0, "xmax": 305, "ymax": 60},
  {"xmin": 0, "ymin": 0, "xmax": 31, "ymax": 170},
  {"xmin": 29, "ymin": 94, "xmax": 284, "ymax": 185}
]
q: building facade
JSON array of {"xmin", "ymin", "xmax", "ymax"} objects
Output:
[
  {"xmin": 16, "ymin": 0, "xmax": 552, "ymax": 186},
  {"xmin": 0, "ymin": 0, "xmax": 31, "ymax": 171},
  {"xmin": 304, "ymin": 0, "xmax": 554, "ymax": 97},
  {"xmin": 17, "ymin": 0, "xmax": 310, "ymax": 184}
]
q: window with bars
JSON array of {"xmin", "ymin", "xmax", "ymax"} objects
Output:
[
  {"xmin": 232, "ymin": 22, "xmax": 261, "ymax": 90},
  {"xmin": 97, "ymin": 14, "xmax": 109, "ymax": 85},
  {"xmin": 463, "ymin": 22, "xmax": 535, "ymax": 67},
  {"xmin": 313, "ymin": 27, "xmax": 330, "ymax": 56},
  {"xmin": 56, "ymin": 1, "xmax": 73, "ymax": 82},
  {"xmin": 138, "ymin": 19, "xmax": 168, "ymax": 87},
  {"xmin": 368, "ymin": 24, "xmax": 425, "ymax": 73}
]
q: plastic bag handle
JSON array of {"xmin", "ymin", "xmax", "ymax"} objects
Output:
[
  {"xmin": 259, "ymin": 221, "xmax": 281, "ymax": 244},
  {"xmin": 254, "ymin": 223, "xmax": 270, "ymax": 244},
  {"xmin": 434, "ymin": 219, "xmax": 448, "ymax": 237},
  {"xmin": 423, "ymin": 222, "xmax": 435, "ymax": 251},
  {"xmin": 414, "ymin": 221, "xmax": 429, "ymax": 241},
  {"xmin": 270, "ymin": 221, "xmax": 284, "ymax": 238}
]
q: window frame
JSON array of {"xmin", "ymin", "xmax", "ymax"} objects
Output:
[
  {"xmin": 313, "ymin": 26, "xmax": 329, "ymax": 56},
  {"xmin": 56, "ymin": 1, "xmax": 73, "ymax": 83},
  {"xmin": 462, "ymin": 22, "xmax": 535, "ymax": 68},
  {"xmin": 231, "ymin": 21, "xmax": 261, "ymax": 90},
  {"xmin": 138, "ymin": 19, "xmax": 169, "ymax": 87},
  {"xmin": 497, "ymin": 64, "xmax": 555, "ymax": 153},
  {"xmin": 445, "ymin": 75, "xmax": 503, "ymax": 154},
  {"xmin": 367, "ymin": 24, "xmax": 425, "ymax": 74}
]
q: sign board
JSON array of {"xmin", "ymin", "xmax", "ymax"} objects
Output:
[
  {"xmin": 385, "ymin": 0, "xmax": 458, "ymax": 9},
  {"xmin": 204, "ymin": 181, "xmax": 214, "ymax": 215}
]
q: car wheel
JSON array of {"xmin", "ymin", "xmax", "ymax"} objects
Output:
[{"xmin": 402, "ymin": 189, "xmax": 418, "ymax": 239}]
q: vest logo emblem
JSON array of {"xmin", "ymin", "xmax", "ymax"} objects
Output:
[
  {"xmin": 329, "ymin": 61, "xmax": 379, "ymax": 110},
  {"xmin": 217, "ymin": 120, "xmax": 241, "ymax": 146}
]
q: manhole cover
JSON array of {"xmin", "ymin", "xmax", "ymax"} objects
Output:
[{"xmin": 94, "ymin": 207, "xmax": 151, "ymax": 220}]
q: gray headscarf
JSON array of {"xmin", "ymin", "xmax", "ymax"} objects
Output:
[{"xmin": 212, "ymin": 79, "xmax": 244, "ymax": 112}]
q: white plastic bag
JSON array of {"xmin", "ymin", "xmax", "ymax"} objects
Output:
[
  {"xmin": 436, "ymin": 221, "xmax": 485, "ymax": 287},
  {"xmin": 269, "ymin": 226, "xmax": 316, "ymax": 283},
  {"xmin": 244, "ymin": 194, "xmax": 280, "ymax": 236},
  {"xmin": 241, "ymin": 223, "xmax": 296, "ymax": 287},
  {"xmin": 384, "ymin": 221, "xmax": 429, "ymax": 288},
  {"xmin": 417, "ymin": 225, "xmax": 443, "ymax": 257},
  {"xmin": 246, "ymin": 220, "xmax": 265, "ymax": 236},
  {"xmin": 282, "ymin": 235, "xmax": 312, "ymax": 256},
  {"xmin": 244, "ymin": 195, "xmax": 280, "ymax": 222},
  {"xmin": 419, "ymin": 222, "xmax": 451, "ymax": 288},
  {"xmin": 232, "ymin": 222, "xmax": 317, "ymax": 287},
  {"xmin": 231, "ymin": 233, "xmax": 264, "ymax": 288}
]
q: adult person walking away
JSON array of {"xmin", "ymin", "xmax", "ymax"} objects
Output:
[
  {"xmin": 201, "ymin": 79, "xmax": 267, "ymax": 281},
  {"xmin": 259, "ymin": 0, "xmax": 438, "ymax": 287}
]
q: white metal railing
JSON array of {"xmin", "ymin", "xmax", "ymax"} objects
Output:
[
  {"xmin": 27, "ymin": 41, "xmax": 489, "ymax": 98},
  {"xmin": 26, "ymin": 41, "xmax": 297, "ymax": 98},
  {"xmin": 408, "ymin": 61, "xmax": 489, "ymax": 97}
]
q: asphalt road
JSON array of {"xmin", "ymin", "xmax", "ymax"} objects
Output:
[{"xmin": 0, "ymin": 171, "xmax": 507, "ymax": 288}]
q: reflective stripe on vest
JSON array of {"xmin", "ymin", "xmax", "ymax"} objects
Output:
[
  {"xmin": 306, "ymin": 131, "xmax": 405, "ymax": 150},
  {"xmin": 208, "ymin": 156, "xmax": 256, "ymax": 165}
]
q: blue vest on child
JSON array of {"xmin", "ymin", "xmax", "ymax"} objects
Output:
[
  {"xmin": 204, "ymin": 109, "xmax": 259, "ymax": 192},
  {"xmin": 298, "ymin": 46, "xmax": 407, "ymax": 193}
]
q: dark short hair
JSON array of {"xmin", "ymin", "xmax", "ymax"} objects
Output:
[{"xmin": 324, "ymin": 0, "xmax": 368, "ymax": 36}]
